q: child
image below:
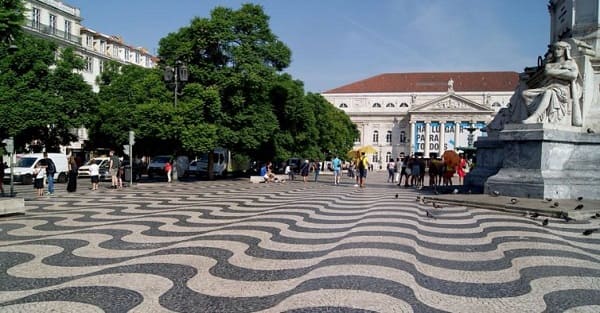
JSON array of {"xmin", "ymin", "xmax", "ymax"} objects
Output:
[
  {"xmin": 89, "ymin": 161, "xmax": 99, "ymax": 191},
  {"xmin": 33, "ymin": 163, "xmax": 45, "ymax": 197}
]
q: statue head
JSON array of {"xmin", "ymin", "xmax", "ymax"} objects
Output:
[{"xmin": 552, "ymin": 41, "xmax": 572, "ymax": 60}]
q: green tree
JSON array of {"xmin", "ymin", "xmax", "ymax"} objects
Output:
[
  {"xmin": 0, "ymin": 0, "xmax": 25, "ymax": 45},
  {"xmin": 158, "ymin": 4, "xmax": 291, "ymax": 178},
  {"xmin": 0, "ymin": 35, "xmax": 96, "ymax": 151}
]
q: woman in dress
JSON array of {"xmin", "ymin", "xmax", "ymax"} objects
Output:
[{"xmin": 67, "ymin": 156, "xmax": 78, "ymax": 192}]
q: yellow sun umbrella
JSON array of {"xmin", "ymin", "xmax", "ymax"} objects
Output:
[
  {"xmin": 347, "ymin": 149, "xmax": 360, "ymax": 159},
  {"xmin": 358, "ymin": 145, "xmax": 378, "ymax": 154}
]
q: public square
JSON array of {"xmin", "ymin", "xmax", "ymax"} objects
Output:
[{"xmin": 1, "ymin": 172, "xmax": 600, "ymax": 312}]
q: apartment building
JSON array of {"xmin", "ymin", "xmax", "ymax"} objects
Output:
[{"xmin": 20, "ymin": 0, "xmax": 157, "ymax": 153}]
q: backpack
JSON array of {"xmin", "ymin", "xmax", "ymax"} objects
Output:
[
  {"xmin": 358, "ymin": 157, "xmax": 366, "ymax": 170},
  {"xmin": 46, "ymin": 159, "xmax": 56, "ymax": 175}
]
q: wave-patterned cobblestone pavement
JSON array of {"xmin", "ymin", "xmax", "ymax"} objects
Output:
[{"xmin": 1, "ymin": 177, "xmax": 600, "ymax": 312}]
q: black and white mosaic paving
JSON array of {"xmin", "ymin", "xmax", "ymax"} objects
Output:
[{"xmin": 1, "ymin": 174, "xmax": 600, "ymax": 312}]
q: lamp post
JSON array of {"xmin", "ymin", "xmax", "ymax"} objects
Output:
[
  {"xmin": 163, "ymin": 60, "xmax": 188, "ymax": 106},
  {"xmin": 466, "ymin": 120, "xmax": 477, "ymax": 148}
]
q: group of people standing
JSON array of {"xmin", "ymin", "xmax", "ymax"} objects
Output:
[
  {"xmin": 31, "ymin": 152, "xmax": 79, "ymax": 197},
  {"xmin": 387, "ymin": 153, "xmax": 470, "ymax": 188}
]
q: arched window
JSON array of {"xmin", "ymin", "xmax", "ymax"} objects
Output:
[
  {"xmin": 492, "ymin": 102, "xmax": 502, "ymax": 107},
  {"xmin": 399, "ymin": 102, "xmax": 409, "ymax": 108},
  {"xmin": 400, "ymin": 131, "xmax": 406, "ymax": 143},
  {"xmin": 339, "ymin": 103, "xmax": 348, "ymax": 108},
  {"xmin": 386, "ymin": 131, "xmax": 392, "ymax": 143},
  {"xmin": 386, "ymin": 103, "xmax": 395, "ymax": 108},
  {"xmin": 372, "ymin": 130, "xmax": 379, "ymax": 143},
  {"xmin": 386, "ymin": 152, "xmax": 392, "ymax": 162},
  {"xmin": 372, "ymin": 102, "xmax": 381, "ymax": 108}
]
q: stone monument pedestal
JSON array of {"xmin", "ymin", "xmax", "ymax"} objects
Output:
[
  {"xmin": 464, "ymin": 135, "xmax": 504, "ymax": 190},
  {"xmin": 485, "ymin": 124, "xmax": 600, "ymax": 200}
]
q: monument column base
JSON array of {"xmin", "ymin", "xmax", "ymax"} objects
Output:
[
  {"xmin": 464, "ymin": 136, "xmax": 504, "ymax": 190},
  {"xmin": 485, "ymin": 124, "xmax": 600, "ymax": 200}
]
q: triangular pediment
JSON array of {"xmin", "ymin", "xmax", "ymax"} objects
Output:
[{"xmin": 409, "ymin": 94, "xmax": 493, "ymax": 113}]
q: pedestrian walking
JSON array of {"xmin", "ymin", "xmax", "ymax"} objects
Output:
[
  {"xmin": 332, "ymin": 155, "xmax": 342, "ymax": 185},
  {"xmin": 165, "ymin": 161, "xmax": 173, "ymax": 183},
  {"xmin": 108, "ymin": 150, "xmax": 120, "ymax": 189},
  {"xmin": 33, "ymin": 163, "xmax": 45, "ymax": 197},
  {"xmin": 300, "ymin": 160, "xmax": 310, "ymax": 183},
  {"xmin": 358, "ymin": 152, "xmax": 369, "ymax": 188},
  {"xmin": 66, "ymin": 156, "xmax": 78, "ymax": 192},
  {"xmin": 41, "ymin": 152, "xmax": 56, "ymax": 195},
  {"xmin": 313, "ymin": 159, "xmax": 321, "ymax": 182},
  {"xmin": 89, "ymin": 161, "xmax": 99, "ymax": 191}
]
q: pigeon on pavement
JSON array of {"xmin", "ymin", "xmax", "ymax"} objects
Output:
[
  {"xmin": 583, "ymin": 228, "xmax": 599, "ymax": 236},
  {"xmin": 587, "ymin": 128, "xmax": 595, "ymax": 134},
  {"xmin": 558, "ymin": 211, "xmax": 574, "ymax": 222},
  {"xmin": 545, "ymin": 198, "xmax": 552, "ymax": 202},
  {"xmin": 510, "ymin": 198, "xmax": 518, "ymax": 204},
  {"xmin": 551, "ymin": 201, "xmax": 560, "ymax": 208},
  {"xmin": 577, "ymin": 196, "xmax": 583, "ymax": 201},
  {"xmin": 395, "ymin": 194, "xmax": 399, "ymax": 199},
  {"xmin": 574, "ymin": 204, "xmax": 583, "ymax": 210},
  {"xmin": 426, "ymin": 211, "xmax": 436, "ymax": 219},
  {"xmin": 542, "ymin": 218, "xmax": 549, "ymax": 226},
  {"xmin": 530, "ymin": 212, "xmax": 540, "ymax": 219},
  {"xmin": 452, "ymin": 189, "xmax": 459, "ymax": 194},
  {"xmin": 491, "ymin": 190, "xmax": 500, "ymax": 197}
]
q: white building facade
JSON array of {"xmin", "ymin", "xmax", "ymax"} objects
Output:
[
  {"xmin": 21, "ymin": 0, "xmax": 157, "ymax": 153},
  {"xmin": 321, "ymin": 72, "xmax": 518, "ymax": 166}
]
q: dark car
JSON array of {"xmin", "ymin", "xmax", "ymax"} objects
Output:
[
  {"xmin": 147, "ymin": 155, "xmax": 171, "ymax": 178},
  {"xmin": 287, "ymin": 158, "xmax": 302, "ymax": 174}
]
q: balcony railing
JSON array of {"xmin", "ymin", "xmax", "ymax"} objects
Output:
[{"xmin": 24, "ymin": 18, "xmax": 81, "ymax": 45}]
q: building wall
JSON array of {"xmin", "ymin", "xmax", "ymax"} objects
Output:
[
  {"xmin": 322, "ymin": 88, "xmax": 514, "ymax": 166},
  {"xmin": 21, "ymin": 0, "xmax": 157, "ymax": 153}
]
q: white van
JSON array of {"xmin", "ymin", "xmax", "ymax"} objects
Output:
[
  {"xmin": 8, "ymin": 153, "xmax": 69, "ymax": 185},
  {"xmin": 186, "ymin": 148, "xmax": 229, "ymax": 177}
]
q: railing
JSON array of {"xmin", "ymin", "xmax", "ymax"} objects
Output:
[{"xmin": 24, "ymin": 18, "xmax": 81, "ymax": 45}]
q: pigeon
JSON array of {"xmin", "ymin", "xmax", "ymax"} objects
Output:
[
  {"xmin": 395, "ymin": 194, "xmax": 399, "ymax": 199},
  {"xmin": 452, "ymin": 189, "xmax": 459, "ymax": 194},
  {"xmin": 583, "ymin": 228, "xmax": 599, "ymax": 236},
  {"xmin": 434, "ymin": 190, "xmax": 439, "ymax": 195},
  {"xmin": 468, "ymin": 189, "xmax": 472, "ymax": 194},
  {"xmin": 592, "ymin": 215, "xmax": 598, "ymax": 219},
  {"xmin": 551, "ymin": 201, "xmax": 560, "ymax": 208},
  {"xmin": 542, "ymin": 218, "xmax": 549, "ymax": 226},
  {"xmin": 574, "ymin": 204, "xmax": 584, "ymax": 210},
  {"xmin": 433, "ymin": 202, "xmax": 442, "ymax": 209},
  {"xmin": 577, "ymin": 196, "xmax": 583, "ymax": 201},
  {"xmin": 510, "ymin": 198, "xmax": 518, "ymax": 204},
  {"xmin": 530, "ymin": 212, "xmax": 540, "ymax": 219},
  {"xmin": 491, "ymin": 190, "xmax": 500, "ymax": 197},
  {"xmin": 545, "ymin": 198, "xmax": 552, "ymax": 202},
  {"xmin": 587, "ymin": 128, "xmax": 595, "ymax": 134},
  {"xmin": 558, "ymin": 211, "xmax": 574, "ymax": 222},
  {"xmin": 426, "ymin": 211, "xmax": 436, "ymax": 219}
]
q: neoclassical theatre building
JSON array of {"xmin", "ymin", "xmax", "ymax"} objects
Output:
[{"xmin": 321, "ymin": 72, "xmax": 519, "ymax": 166}]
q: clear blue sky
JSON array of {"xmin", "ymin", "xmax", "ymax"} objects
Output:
[{"xmin": 66, "ymin": 0, "xmax": 550, "ymax": 93}]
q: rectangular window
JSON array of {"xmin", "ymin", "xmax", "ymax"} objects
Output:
[
  {"xmin": 124, "ymin": 48, "xmax": 130, "ymax": 61},
  {"xmin": 100, "ymin": 41, "xmax": 106, "ymax": 54},
  {"xmin": 64, "ymin": 20, "xmax": 72, "ymax": 40},
  {"xmin": 49, "ymin": 14, "xmax": 57, "ymax": 34},
  {"xmin": 86, "ymin": 35, "xmax": 92, "ymax": 47},
  {"xmin": 99, "ymin": 60, "xmax": 104, "ymax": 73},
  {"xmin": 32, "ymin": 7, "xmax": 41, "ymax": 29},
  {"xmin": 135, "ymin": 51, "xmax": 140, "ymax": 63},
  {"xmin": 85, "ymin": 56, "xmax": 93, "ymax": 72}
]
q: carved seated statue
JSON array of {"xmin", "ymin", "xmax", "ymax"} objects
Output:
[{"xmin": 486, "ymin": 41, "xmax": 583, "ymax": 132}]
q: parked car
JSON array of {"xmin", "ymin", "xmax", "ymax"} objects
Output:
[
  {"xmin": 287, "ymin": 157, "xmax": 302, "ymax": 174},
  {"xmin": 7, "ymin": 153, "xmax": 69, "ymax": 185},
  {"xmin": 147, "ymin": 155, "xmax": 171, "ymax": 178},
  {"xmin": 78, "ymin": 157, "xmax": 110, "ymax": 181}
]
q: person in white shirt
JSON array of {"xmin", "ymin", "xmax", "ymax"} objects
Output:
[
  {"xmin": 89, "ymin": 162, "xmax": 100, "ymax": 191},
  {"xmin": 33, "ymin": 163, "xmax": 46, "ymax": 197}
]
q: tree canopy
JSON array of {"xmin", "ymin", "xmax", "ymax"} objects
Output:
[
  {"xmin": 1, "ymin": 2, "xmax": 358, "ymax": 168},
  {"xmin": 0, "ymin": 35, "xmax": 97, "ymax": 152}
]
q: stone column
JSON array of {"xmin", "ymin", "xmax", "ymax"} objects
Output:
[
  {"xmin": 439, "ymin": 121, "xmax": 445, "ymax": 156},
  {"xmin": 424, "ymin": 121, "xmax": 430, "ymax": 157},
  {"xmin": 409, "ymin": 121, "xmax": 415, "ymax": 156},
  {"xmin": 454, "ymin": 121, "xmax": 460, "ymax": 150}
]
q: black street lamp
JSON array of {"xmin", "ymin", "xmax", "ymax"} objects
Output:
[
  {"xmin": 467, "ymin": 120, "xmax": 477, "ymax": 148},
  {"xmin": 163, "ymin": 60, "xmax": 188, "ymax": 106}
]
